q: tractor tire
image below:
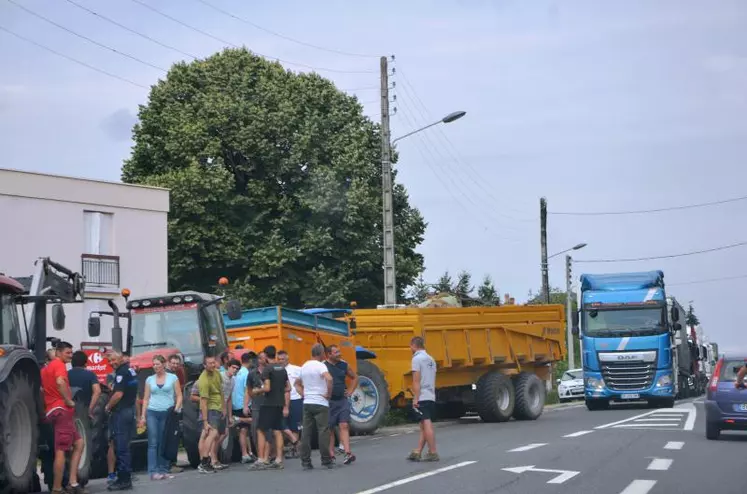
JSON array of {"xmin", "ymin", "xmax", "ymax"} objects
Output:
[
  {"xmin": 0, "ymin": 370, "xmax": 39, "ymax": 494},
  {"xmin": 181, "ymin": 383, "xmax": 201, "ymax": 468},
  {"xmin": 475, "ymin": 371, "xmax": 515, "ymax": 423},
  {"xmin": 72, "ymin": 398, "xmax": 92, "ymax": 486},
  {"xmin": 512, "ymin": 373, "xmax": 546, "ymax": 421},
  {"xmin": 349, "ymin": 360, "xmax": 390, "ymax": 435},
  {"xmin": 89, "ymin": 391, "xmax": 110, "ymax": 479}
]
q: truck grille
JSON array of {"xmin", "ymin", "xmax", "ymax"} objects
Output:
[{"xmin": 601, "ymin": 362, "xmax": 655, "ymax": 391}]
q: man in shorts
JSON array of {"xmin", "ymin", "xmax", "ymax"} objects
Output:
[
  {"xmin": 212, "ymin": 358, "xmax": 240, "ymax": 469},
  {"xmin": 278, "ymin": 349, "xmax": 302, "ymax": 457},
  {"xmin": 325, "ymin": 345, "xmax": 357, "ymax": 465},
  {"xmin": 407, "ymin": 336, "xmax": 439, "ymax": 462},
  {"xmin": 234, "ymin": 352, "xmax": 256, "ymax": 463},
  {"xmin": 197, "ymin": 355, "xmax": 224, "ymax": 473},
  {"xmin": 41, "ymin": 341, "xmax": 85, "ymax": 494},
  {"xmin": 246, "ymin": 351, "xmax": 273, "ymax": 460},
  {"xmin": 249, "ymin": 345, "xmax": 289, "ymax": 470}
]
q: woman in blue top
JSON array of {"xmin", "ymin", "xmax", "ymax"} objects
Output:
[{"xmin": 138, "ymin": 355, "xmax": 183, "ymax": 480}]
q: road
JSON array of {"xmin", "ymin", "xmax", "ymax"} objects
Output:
[{"xmin": 83, "ymin": 398, "xmax": 746, "ymax": 494}]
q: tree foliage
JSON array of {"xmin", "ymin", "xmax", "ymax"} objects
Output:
[
  {"xmin": 123, "ymin": 48, "xmax": 426, "ymax": 307},
  {"xmin": 477, "ymin": 275, "xmax": 499, "ymax": 306},
  {"xmin": 407, "ymin": 270, "xmax": 500, "ymax": 306}
]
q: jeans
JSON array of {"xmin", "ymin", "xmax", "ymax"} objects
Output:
[
  {"xmin": 112, "ymin": 407, "xmax": 134, "ymax": 483},
  {"xmin": 300, "ymin": 404, "xmax": 332, "ymax": 466},
  {"xmin": 146, "ymin": 409, "xmax": 170, "ymax": 474}
]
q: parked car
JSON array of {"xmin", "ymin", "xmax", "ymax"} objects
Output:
[
  {"xmin": 558, "ymin": 368, "xmax": 584, "ymax": 402},
  {"xmin": 704, "ymin": 356, "xmax": 747, "ymax": 440}
]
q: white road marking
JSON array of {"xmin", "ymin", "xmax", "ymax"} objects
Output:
[
  {"xmin": 664, "ymin": 441, "xmax": 684, "ymax": 450},
  {"xmin": 614, "ymin": 424, "xmax": 682, "ymax": 428},
  {"xmin": 647, "ymin": 458, "xmax": 673, "ymax": 471},
  {"xmin": 596, "ymin": 410, "xmax": 659, "ymax": 429},
  {"xmin": 681, "ymin": 404, "xmax": 697, "ymax": 431},
  {"xmin": 508, "ymin": 443, "xmax": 547, "ymax": 452},
  {"xmin": 620, "ymin": 480, "xmax": 657, "ymax": 494},
  {"xmin": 563, "ymin": 430, "xmax": 593, "ymax": 438},
  {"xmin": 502, "ymin": 465, "xmax": 580, "ymax": 484},
  {"xmin": 389, "ymin": 433, "xmax": 400, "ymax": 437},
  {"xmin": 635, "ymin": 418, "xmax": 683, "ymax": 422},
  {"xmin": 354, "ymin": 461, "xmax": 478, "ymax": 494}
]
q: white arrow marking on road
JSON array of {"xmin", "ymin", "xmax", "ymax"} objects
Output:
[
  {"xmin": 664, "ymin": 441, "xmax": 684, "ymax": 450},
  {"xmin": 502, "ymin": 465, "xmax": 580, "ymax": 484},
  {"xmin": 508, "ymin": 443, "xmax": 547, "ymax": 452},
  {"xmin": 355, "ymin": 461, "xmax": 478, "ymax": 494}
]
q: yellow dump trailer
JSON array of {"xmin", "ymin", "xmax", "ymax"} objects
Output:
[{"xmin": 350, "ymin": 304, "xmax": 566, "ymax": 427}]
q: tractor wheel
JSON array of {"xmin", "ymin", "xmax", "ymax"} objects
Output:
[
  {"xmin": 349, "ymin": 360, "xmax": 390, "ymax": 435},
  {"xmin": 0, "ymin": 370, "xmax": 39, "ymax": 493},
  {"xmin": 181, "ymin": 383, "xmax": 201, "ymax": 468}
]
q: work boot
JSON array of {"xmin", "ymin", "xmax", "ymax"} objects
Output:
[{"xmin": 407, "ymin": 449, "xmax": 421, "ymax": 461}]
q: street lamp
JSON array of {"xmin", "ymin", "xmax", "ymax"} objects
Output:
[
  {"xmin": 542, "ymin": 243, "xmax": 586, "ymax": 303},
  {"xmin": 559, "ymin": 243, "xmax": 588, "ymax": 369},
  {"xmin": 549, "ymin": 243, "xmax": 587, "ymax": 260},
  {"xmin": 381, "ymin": 110, "xmax": 467, "ymax": 306}
]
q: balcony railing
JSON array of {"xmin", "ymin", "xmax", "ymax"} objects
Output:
[{"xmin": 81, "ymin": 254, "xmax": 120, "ymax": 289}]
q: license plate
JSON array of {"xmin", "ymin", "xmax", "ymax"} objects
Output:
[{"xmin": 621, "ymin": 393, "xmax": 640, "ymax": 400}]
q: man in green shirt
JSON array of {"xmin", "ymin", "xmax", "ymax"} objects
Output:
[{"xmin": 197, "ymin": 355, "xmax": 224, "ymax": 473}]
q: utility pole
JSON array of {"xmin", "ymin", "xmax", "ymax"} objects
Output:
[
  {"xmin": 565, "ymin": 254, "xmax": 575, "ymax": 368},
  {"xmin": 380, "ymin": 56, "xmax": 396, "ymax": 306},
  {"xmin": 540, "ymin": 197, "xmax": 549, "ymax": 303}
]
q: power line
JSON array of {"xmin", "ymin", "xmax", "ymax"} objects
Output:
[
  {"xmin": 6, "ymin": 0, "xmax": 167, "ymax": 72},
  {"xmin": 63, "ymin": 0, "xmax": 198, "ymax": 60},
  {"xmin": 576, "ymin": 240, "xmax": 747, "ymax": 263},
  {"xmin": 550, "ymin": 194, "xmax": 747, "ymax": 216},
  {"xmin": 0, "ymin": 24, "xmax": 147, "ymax": 89},
  {"xmin": 129, "ymin": 0, "xmax": 376, "ymax": 75},
  {"xmin": 669, "ymin": 274, "xmax": 747, "ymax": 286},
  {"xmin": 193, "ymin": 0, "xmax": 378, "ymax": 59}
]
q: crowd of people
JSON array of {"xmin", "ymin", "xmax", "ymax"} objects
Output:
[{"xmin": 39, "ymin": 335, "xmax": 439, "ymax": 491}]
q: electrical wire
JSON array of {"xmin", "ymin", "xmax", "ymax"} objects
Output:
[
  {"xmin": 6, "ymin": 0, "xmax": 168, "ymax": 72},
  {"xmin": 668, "ymin": 274, "xmax": 747, "ymax": 286},
  {"xmin": 193, "ymin": 0, "xmax": 378, "ymax": 58},
  {"xmin": 0, "ymin": 24, "xmax": 147, "ymax": 89},
  {"xmin": 129, "ymin": 0, "xmax": 376, "ymax": 75},
  {"xmin": 64, "ymin": 0, "xmax": 198, "ymax": 60},
  {"xmin": 549, "ymin": 194, "xmax": 747, "ymax": 216},
  {"xmin": 575, "ymin": 240, "xmax": 747, "ymax": 263}
]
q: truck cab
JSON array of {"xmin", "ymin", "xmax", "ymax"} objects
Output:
[{"xmin": 579, "ymin": 271, "xmax": 680, "ymax": 410}]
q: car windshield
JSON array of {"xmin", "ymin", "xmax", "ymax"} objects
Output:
[
  {"xmin": 719, "ymin": 360, "xmax": 746, "ymax": 382},
  {"xmin": 562, "ymin": 370, "xmax": 583, "ymax": 381},
  {"xmin": 130, "ymin": 304, "xmax": 202, "ymax": 360},
  {"xmin": 0, "ymin": 294, "xmax": 22, "ymax": 346},
  {"xmin": 583, "ymin": 307, "xmax": 665, "ymax": 336}
]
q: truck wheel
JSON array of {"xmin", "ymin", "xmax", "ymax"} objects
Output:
[
  {"xmin": 512, "ymin": 373, "xmax": 546, "ymax": 421},
  {"xmin": 89, "ymin": 391, "xmax": 110, "ymax": 479},
  {"xmin": 475, "ymin": 371, "xmax": 515, "ymax": 423},
  {"xmin": 72, "ymin": 398, "xmax": 92, "ymax": 486},
  {"xmin": 0, "ymin": 371, "xmax": 39, "ymax": 493},
  {"xmin": 349, "ymin": 361, "xmax": 390, "ymax": 435},
  {"xmin": 585, "ymin": 398, "xmax": 609, "ymax": 411},
  {"xmin": 181, "ymin": 383, "xmax": 201, "ymax": 468}
]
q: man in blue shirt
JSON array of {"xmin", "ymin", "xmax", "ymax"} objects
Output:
[
  {"xmin": 67, "ymin": 351, "xmax": 101, "ymax": 418},
  {"xmin": 233, "ymin": 352, "xmax": 256, "ymax": 463}
]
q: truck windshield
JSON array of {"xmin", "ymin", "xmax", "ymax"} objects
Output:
[
  {"xmin": 0, "ymin": 294, "xmax": 22, "ymax": 345},
  {"xmin": 130, "ymin": 303, "xmax": 203, "ymax": 360},
  {"xmin": 583, "ymin": 307, "xmax": 665, "ymax": 336}
]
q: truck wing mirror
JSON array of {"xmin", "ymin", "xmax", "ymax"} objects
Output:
[
  {"xmin": 671, "ymin": 306, "xmax": 680, "ymax": 322},
  {"xmin": 225, "ymin": 300, "xmax": 242, "ymax": 321},
  {"xmin": 571, "ymin": 311, "xmax": 579, "ymax": 336},
  {"xmin": 571, "ymin": 326, "xmax": 579, "ymax": 337},
  {"xmin": 51, "ymin": 304, "xmax": 66, "ymax": 330},
  {"xmin": 673, "ymin": 322, "xmax": 682, "ymax": 332},
  {"xmin": 88, "ymin": 316, "xmax": 101, "ymax": 337}
]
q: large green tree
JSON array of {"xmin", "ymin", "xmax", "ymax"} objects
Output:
[{"xmin": 123, "ymin": 48, "xmax": 426, "ymax": 307}]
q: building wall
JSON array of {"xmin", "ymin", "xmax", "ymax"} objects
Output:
[{"xmin": 0, "ymin": 168, "xmax": 169, "ymax": 350}]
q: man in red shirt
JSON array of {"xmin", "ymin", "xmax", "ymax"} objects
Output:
[{"xmin": 41, "ymin": 341, "xmax": 85, "ymax": 494}]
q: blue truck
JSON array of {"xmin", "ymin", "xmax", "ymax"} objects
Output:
[{"xmin": 574, "ymin": 270, "xmax": 690, "ymax": 410}]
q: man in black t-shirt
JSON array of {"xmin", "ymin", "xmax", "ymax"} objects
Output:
[
  {"xmin": 326, "ymin": 345, "xmax": 357, "ymax": 465},
  {"xmin": 249, "ymin": 345, "xmax": 289, "ymax": 470},
  {"xmin": 68, "ymin": 351, "xmax": 101, "ymax": 418},
  {"xmin": 104, "ymin": 350, "xmax": 138, "ymax": 490}
]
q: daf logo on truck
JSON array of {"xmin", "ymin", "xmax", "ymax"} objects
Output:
[{"xmin": 616, "ymin": 354, "xmax": 638, "ymax": 361}]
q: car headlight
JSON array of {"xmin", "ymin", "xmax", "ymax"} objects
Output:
[
  {"xmin": 656, "ymin": 373, "xmax": 673, "ymax": 387},
  {"xmin": 585, "ymin": 377, "xmax": 604, "ymax": 390}
]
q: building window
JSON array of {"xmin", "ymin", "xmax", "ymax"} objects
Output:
[{"xmin": 82, "ymin": 211, "xmax": 119, "ymax": 289}]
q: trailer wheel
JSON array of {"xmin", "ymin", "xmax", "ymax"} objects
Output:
[
  {"xmin": 475, "ymin": 371, "xmax": 515, "ymax": 423},
  {"xmin": 89, "ymin": 391, "xmax": 110, "ymax": 479},
  {"xmin": 181, "ymin": 383, "xmax": 201, "ymax": 468},
  {"xmin": 349, "ymin": 360, "xmax": 390, "ymax": 435},
  {"xmin": 512, "ymin": 373, "xmax": 546, "ymax": 421},
  {"xmin": 0, "ymin": 370, "xmax": 39, "ymax": 493}
]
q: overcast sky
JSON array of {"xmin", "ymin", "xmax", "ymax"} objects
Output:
[{"xmin": 2, "ymin": 0, "xmax": 745, "ymax": 353}]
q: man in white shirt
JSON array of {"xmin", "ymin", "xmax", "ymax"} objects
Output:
[
  {"xmin": 278, "ymin": 350, "xmax": 302, "ymax": 456},
  {"xmin": 408, "ymin": 336, "xmax": 439, "ymax": 462},
  {"xmin": 295, "ymin": 343, "xmax": 333, "ymax": 470}
]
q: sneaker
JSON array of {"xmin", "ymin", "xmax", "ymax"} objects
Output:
[
  {"xmin": 107, "ymin": 481, "xmax": 133, "ymax": 491},
  {"xmin": 241, "ymin": 455, "xmax": 255, "ymax": 464},
  {"xmin": 302, "ymin": 463, "xmax": 314, "ymax": 471},
  {"xmin": 106, "ymin": 474, "xmax": 117, "ymax": 485},
  {"xmin": 335, "ymin": 446, "xmax": 345, "ymax": 456},
  {"xmin": 343, "ymin": 453, "xmax": 356, "ymax": 465},
  {"xmin": 212, "ymin": 462, "xmax": 228, "ymax": 470},
  {"xmin": 150, "ymin": 474, "xmax": 164, "ymax": 481},
  {"xmin": 422, "ymin": 452, "xmax": 440, "ymax": 462},
  {"xmin": 198, "ymin": 463, "xmax": 215, "ymax": 474},
  {"xmin": 322, "ymin": 460, "xmax": 335, "ymax": 469},
  {"xmin": 170, "ymin": 465, "xmax": 184, "ymax": 474},
  {"xmin": 407, "ymin": 450, "xmax": 421, "ymax": 462},
  {"xmin": 268, "ymin": 461, "xmax": 284, "ymax": 470},
  {"xmin": 249, "ymin": 461, "xmax": 268, "ymax": 471},
  {"xmin": 65, "ymin": 484, "xmax": 87, "ymax": 494}
]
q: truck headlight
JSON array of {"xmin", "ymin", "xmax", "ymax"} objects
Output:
[
  {"xmin": 656, "ymin": 373, "xmax": 673, "ymax": 387},
  {"xmin": 585, "ymin": 377, "xmax": 604, "ymax": 390}
]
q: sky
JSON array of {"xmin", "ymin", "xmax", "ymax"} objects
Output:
[{"xmin": 1, "ymin": 0, "xmax": 746, "ymax": 354}]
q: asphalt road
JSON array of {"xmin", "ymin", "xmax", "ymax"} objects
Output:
[{"xmin": 82, "ymin": 398, "xmax": 747, "ymax": 494}]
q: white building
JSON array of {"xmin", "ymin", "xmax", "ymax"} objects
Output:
[{"xmin": 0, "ymin": 167, "xmax": 169, "ymax": 349}]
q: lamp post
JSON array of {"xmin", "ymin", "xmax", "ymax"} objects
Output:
[
  {"xmin": 542, "ymin": 242, "xmax": 587, "ymax": 303},
  {"xmin": 557, "ymin": 243, "xmax": 587, "ymax": 368},
  {"xmin": 380, "ymin": 110, "xmax": 466, "ymax": 306}
]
